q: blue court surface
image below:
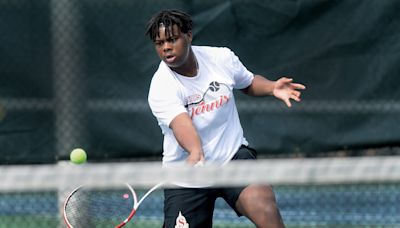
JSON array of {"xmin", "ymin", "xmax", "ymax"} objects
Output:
[{"xmin": 1, "ymin": 183, "xmax": 399, "ymax": 227}]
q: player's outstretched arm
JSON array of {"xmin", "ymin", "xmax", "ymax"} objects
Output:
[
  {"xmin": 241, "ymin": 75, "xmax": 306, "ymax": 107},
  {"xmin": 169, "ymin": 112, "xmax": 205, "ymax": 165}
]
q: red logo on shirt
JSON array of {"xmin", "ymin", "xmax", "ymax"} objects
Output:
[
  {"xmin": 190, "ymin": 95, "xmax": 229, "ymax": 118},
  {"xmin": 185, "ymin": 81, "xmax": 231, "ymax": 118}
]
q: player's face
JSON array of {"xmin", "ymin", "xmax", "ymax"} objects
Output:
[{"xmin": 154, "ymin": 24, "xmax": 192, "ymax": 69}]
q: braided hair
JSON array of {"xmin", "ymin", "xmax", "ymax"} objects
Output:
[{"xmin": 145, "ymin": 9, "xmax": 193, "ymax": 42}]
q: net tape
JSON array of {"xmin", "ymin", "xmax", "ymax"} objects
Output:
[{"xmin": 1, "ymin": 156, "xmax": 400, "ymax": 192}]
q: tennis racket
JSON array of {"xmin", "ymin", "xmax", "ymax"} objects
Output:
[{"xmin": 63, "ymin": 182, "xmax": 163, "ymax": 228}]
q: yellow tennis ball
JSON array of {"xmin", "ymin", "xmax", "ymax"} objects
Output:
[{"xmin": 70, "ymin": 148, "xmax": 87, "ymax": 164}]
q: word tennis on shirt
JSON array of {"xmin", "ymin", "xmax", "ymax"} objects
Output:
[{"xmin": 190, "ymin": 95, "xmax": 229, "ymax": 118}]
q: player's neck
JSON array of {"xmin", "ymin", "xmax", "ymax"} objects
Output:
[{"xmin": 171, "ymin": 51, "xmax": 198, "ymax": 77}]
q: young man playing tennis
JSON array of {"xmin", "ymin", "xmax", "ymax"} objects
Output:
[{"xmin": 146, "ymin": 9, "xmax": 305, "ymax": 228}]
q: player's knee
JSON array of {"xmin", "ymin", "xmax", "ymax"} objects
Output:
[
  {"xmin": 238, "ymin": 185, "xmax": 278, "ymax": 211},
  {"xmin": 252, "ymin": 184, "xmax": 277, "ymax": 202},
  {"xmin": 250, "ymin": 185, "xmax": 281, "ymax": 220}
]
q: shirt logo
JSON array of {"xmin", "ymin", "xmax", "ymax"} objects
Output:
[
  {"xmin": 175, "ymin": 211, "xmax": 189, "ymax": 228},
  {"xmin": 185, "ymin": 81, "xmax": 231, "ymax": 118},
  {"xmin": 185, "ymin": 93, "xmax": 202, "ymax": 105}
]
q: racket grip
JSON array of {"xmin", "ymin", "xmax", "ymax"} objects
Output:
[{"xmin": 194, "ymin": 160, "xmax": 204, "ymax": 167}]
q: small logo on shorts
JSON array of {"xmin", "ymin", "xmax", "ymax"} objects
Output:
[{"xmin": 175, "ymin": 211, "xmax": 189, "ymax": 228}]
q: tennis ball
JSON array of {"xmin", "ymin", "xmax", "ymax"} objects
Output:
[{"xmin": 70, "ymin": 148, "xmax": 87, "ymax": 164}]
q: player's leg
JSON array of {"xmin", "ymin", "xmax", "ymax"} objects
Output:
[
  {"xmin": 226, "ymin": 145, "xmax": 285, "ymax": 227},
  {"xmin": 235, "ymin": 184, "xmax": 285, "ymax": 228},
  {"xmin": 220, "ymin": 184, "xmax": 284, "ymax": 228},
  {"xmin": 163, "ymin": 187, "xmax": 216, "ymax": 228}
]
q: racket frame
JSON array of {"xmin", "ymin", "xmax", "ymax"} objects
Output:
[{"xmin": 63, "ymin": 182, "xmax": 163, "ymax": 228}]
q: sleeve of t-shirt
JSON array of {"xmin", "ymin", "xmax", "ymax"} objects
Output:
[
  {"xmin": 148, "ymin": 72, "xmax": 187, "ymax": 129},
  {"xmin": 224, "ymin": 48, "xmax": 254, "ymax": 89}
]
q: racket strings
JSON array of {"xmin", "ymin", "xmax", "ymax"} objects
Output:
[{"xmin": 65, "ymin": 188, "xmax": 134, "ymax": 228}]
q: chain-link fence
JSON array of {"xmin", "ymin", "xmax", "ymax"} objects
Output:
[{"xmin": 1, "ymin": 0, "xmax": 400, "ymax": 164}]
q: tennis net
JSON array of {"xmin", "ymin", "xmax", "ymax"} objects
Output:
[{"xmin": 1, "ymin": 156, "xmax": 400, "ymax": 227}]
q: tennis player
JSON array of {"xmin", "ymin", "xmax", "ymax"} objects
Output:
[{"xmin": 146, "ymin": 9, "xmax": 305, "ymax": 228}]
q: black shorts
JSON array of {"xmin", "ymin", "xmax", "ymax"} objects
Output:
[{"xmin": 163, "ymin": 145, "xmax": 257, "ymax": 228}]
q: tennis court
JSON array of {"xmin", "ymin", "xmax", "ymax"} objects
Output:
[
  {"xmin": 1, "ymin": 184, "xmax": 399, "ymax": 227},
  {"xmin": 2, "ymin": 1, "xmax": 400, "ymax": 227},
  {"xmin": 1, "ymin": 158, "xmax": 399, "ymax": 227}
]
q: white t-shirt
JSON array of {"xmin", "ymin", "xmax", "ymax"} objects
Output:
[{"xmin": 148, "ymin": 46, "xmax": 254, "ymax": 168}]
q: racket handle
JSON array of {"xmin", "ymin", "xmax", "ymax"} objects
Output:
[
  {"xmin": 115, "ymin": 209, "xmax": 136, "ymax": 228},
  {"xmin": 194, "ymin": 160, "xmax": 204, "ymax": 167}
]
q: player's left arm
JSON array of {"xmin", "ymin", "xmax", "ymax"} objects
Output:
[{"xmin": 241, "ymin": 75, "xmax": 306, "ymax": 107}]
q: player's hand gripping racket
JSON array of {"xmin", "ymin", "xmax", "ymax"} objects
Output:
[{"xmin": 63, "ymin": 182, "xmax": 163, "ymax": 228}]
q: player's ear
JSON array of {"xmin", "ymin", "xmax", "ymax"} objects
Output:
[{"xmin": 186, "ymin": 31, "xmax": 193, "ymax": 43}]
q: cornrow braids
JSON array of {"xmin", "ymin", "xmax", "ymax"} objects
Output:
[{"xmin": 145, "ymin": 9, "xmax": 193, "ymax": 42}]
